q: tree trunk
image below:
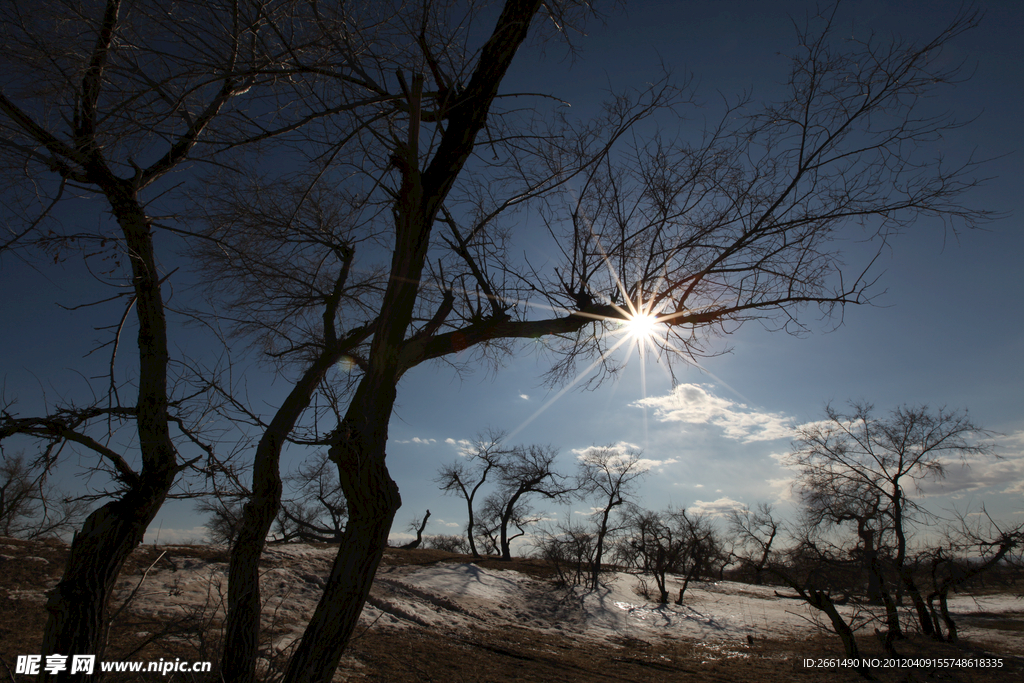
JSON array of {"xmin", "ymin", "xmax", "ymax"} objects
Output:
[
  {"xmin": 590, "ymin": 503, "xmax": 615, "ymax": 590},
  {"xmin": 937, "ymin": 589, "xmax": 958, "ymax": 642},
  {"xmin": 676, "ymin": 547, "xmax": 702, "ymax": 604},
  {"xmin": 401, "ymin": 509, "xmax": 430, "ymax": 548},
  {"xmin": 900, "ymin": 571, "xmax": 934, "ymax": 636},
  {"xmin": 41, "ymin": 184, "xmax": 177, "ymax": 683},
  {"xmin": 927, "ymin": 592, "xmax": 946, "ymax": 641},
  {"xmin": 808, "ymin": 590, "xmax": 877, "ymax": 679},
  {"xmin": 655, "ymin": 546, "xmax": 669, "ymax": 603},
  {"xmin": 281, "ymin": 385, "xmax": 402, "ymax": 683},
  {"xmin": 466, "ymin": 505, "xmax": 479, "ymax": 558},
  {"xmin": 222, "ymin": 356, "xmax": 336, "ymax": 683},
  {"xmin": 499, "ymin": 489, "xmax": 527, "ymax": 561},
  {"xmin": 42, "ymin": 490, "xmax": 173, "ymax": 682},
  {"xmin": 859, "ymin": 528, "xmax": 882, "ymax": 604},
  {"xmin": 889, "ymin": 490, "xmax": 911, "ymax": 637},
  {"xmin": 879, "ymin": 586, "xmax": 901, "ymax": 651},
  {"xmin": 865, "ymin": 543, "xmax": 900, "ymax": 644}
]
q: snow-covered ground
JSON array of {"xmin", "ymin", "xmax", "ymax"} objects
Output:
[{"xmin": 110, "ymin": 544, "xmax": 1023, "ymax": 656}]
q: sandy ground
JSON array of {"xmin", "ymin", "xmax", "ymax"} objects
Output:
[
  {"xmin": 104, "ymin": 542, "xmax": 1023, "ymax": 657},
  {"xmin": 4, "ymin": 539, "xmax": 1022, "ymax": 682}
]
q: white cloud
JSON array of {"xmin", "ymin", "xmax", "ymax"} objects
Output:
[
  {"xmin": 632, "ymin": 384, "xmax": 793, "ymax": 442},
  {"xmin": 445, "ymin": 437, "xmax": 475, "ymax": 456},
  {"xmin": 917, "ymin": 451, "xmax": 1024, "ymax": 498},
  {"xmin": 519, "ymin": 394, "xmax": 530, "ymax": 400},
  {"xmin": 437, "ymin": 519, "xmax": 461, "ymax": 528},
  {"xmin": 388, "ymin": 532, "xmax": 415, "ymax": 544},
  {"xmin": 637, "ymin": 457, "xmax": 679, "ymax": 471},
  {"xmin": 765, "ymin": 477, "xmax": 797, "ymax": 503},
  {"xmin": 694, "ymin": 484, "xmax": 704, "ymax": 488},
  {"xmin": 571, "ymin": 441, "xmax": 677, "ymax": 472},
  {"xmin": 572, "ymin": 442, "xmax": 641, "ymax": 459},
  {"xmin": 688, "ymin": 497, "xmax": 746, "ymax": 517},
  {"xmin": 397, "ymin": 437, "xmax": 437, "ymax": 445}
]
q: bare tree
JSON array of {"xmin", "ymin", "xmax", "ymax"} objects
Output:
[
  {"xmin": 670, "ymin": 509, "xmax": 720, "ymax": 603},
  {"xmin": 535, "ymin": 515, "xmax": 596, "ymax": 587},
  {"xmin": 769, "ymin": 534, "xmax": 872, "ymax": 668},
  {"xmin": 200, "ymin": 452, "xmax": 349, "ymax": 544},
  {"xmin": 425, "ymin": 534, "xmax": 469, "ymax": 554},
  {"xmin": 0, "ymin": 452, "xmax": 88, "ymax": 539},
  {"xmin": 616, "ymin": 507, "xmax": 717, "ymax": 604},
  {"xmin": 275, "ymin": 452, "xmax": 349, "ymax": 544},
  {"xmin": 196, "ymin": 496, "xmax": 246, "ymax": 546},
  {"xmin": 728, "ymin": 502, "xmax": 783, "ymax": 586},
  {"xmin": 435, "ymin": 430, "xmax": 511, "ymax": 558},
  {"xmin": 789, "ymin": 402, "xmax": 994, "ymax": 640},
  {"xmin": 0, "ymin": 453, "xmax": 42, "ymax": 537},
  {"xmin": 0, "ymin": 0, "xmax": 321, "ymax": 672},
  {"xmin": 2, "ymin": 1, "xmax": 996, "ymax": 681},
  {"xmin": 200, "ymin": 3, "xmax": 992, "ymax": 680},
  {"xmin": 925, "ymin": 510, "xmax": 1023, "ymax": 642},
  {"xmin": 576, "ymin": 445, "xmax": 649, "ymax": 588},
  {"xmin": 487, "ymin": 444, "xmax": 575, "ymax": 561},
  {"xmin": 399, "ymin": 510, "xmax": 431, "ymax": 549},
  {"xmin": 798, "ymin": 464, "xmax": 903, "ymax": 643}
]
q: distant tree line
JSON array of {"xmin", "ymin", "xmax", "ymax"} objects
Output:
[
  {"xmin": 728, "ymin": 404, "xmax": 1023, "ymax": 674},
  {"xmin": 421, "ymin": 404, "xmax": 1022, "ymax": 669}
]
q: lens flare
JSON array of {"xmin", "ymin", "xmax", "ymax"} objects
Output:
[{"xmin": 624, "ymin": 310, "xmax": 660, "ymax": 341}]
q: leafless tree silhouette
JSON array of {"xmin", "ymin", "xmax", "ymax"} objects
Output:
[
  {"xmin": 728, "ymin": 502, "xmax": 783, "ymax": 586},
  {"xmin": 436, "ymin": 429, "xmax": 511, "ymax": 558},
  {"xmin": 788, "ymin": 402, "xmax": 994, "ymax": 642},
  {"xmin": 576, "ymin": 446, "xmax": 649, "ymax": 588},
  {"xmin": 1, "ymin": 0, "xmax": 995, "ymax": 681}
]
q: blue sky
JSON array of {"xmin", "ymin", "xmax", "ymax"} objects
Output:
[
  {"xmin": 383, "ymin": 0, "xmax": 1024, "ymax": 544},
  {"xmin": 2, "ymin": 0, "xmax": 1021, "ymax": 546}
]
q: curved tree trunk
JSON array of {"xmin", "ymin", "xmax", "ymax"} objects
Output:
[
  {"xmin": 937, "ymin": 589, "xmax": 958, "ymax": 642},
  {"xmin": 466, "ymin": 505, "xmax": 480, "ymax": 558},
  {"xmin": 401, "ymin": 509, "xmax": 430, "ymax": 548},
  {"xmin": 41, "ymin": 180, "xmax": 178, "ymax": 682},
  {"xmin": 221, "ymin": 356, "xmax": 337, "ymax": 683},
  {"xmin": 590, "ymin": 501, "xmax": 616, "ymax": 590},
  {"xmin": 282, "ymin": 419, "xmax": 401, "ymax": 683},
  {"xmin": 900, "ymin": 571, "xmax": 934, "ymax": 636},
  {"xmin": 499, "ymin": 489, "xmax": 528, "ymax": 561},
  {"xmin": 250, "ymin": 4, "xmax": 543, "ymax": 681}
]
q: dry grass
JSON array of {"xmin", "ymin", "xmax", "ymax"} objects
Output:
[{"xmin": 2, "ymin": 537, "xmax": 1021, "ymax": 682}]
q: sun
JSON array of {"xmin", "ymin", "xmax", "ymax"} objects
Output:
[{"xmin": 623, "ymin": 310, "xmax": 660, "ymax": 341}]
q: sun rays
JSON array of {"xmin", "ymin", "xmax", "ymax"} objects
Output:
[
  {"xmin": 504, "ymin": 292, "xmax": 679, "ymax": 443},
  {"xmin": 622, "ymin": 309, "xmax": 661, "ymax": 343}
]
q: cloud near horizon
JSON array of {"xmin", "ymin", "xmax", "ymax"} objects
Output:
[
  {"xmin": 144, "ymin": 526, "xmax": 210, "ymax": 545},
  {"xmin": 688, "ymin": 497, "xmax": 746, "ymax": 517},
  {"xmin": 916, "ymin": 450, "xmax": 1024, "ymax": 498},
  {"xmin": 632, "ymin": 384, "xmax": 794, "ymax": 443}
]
